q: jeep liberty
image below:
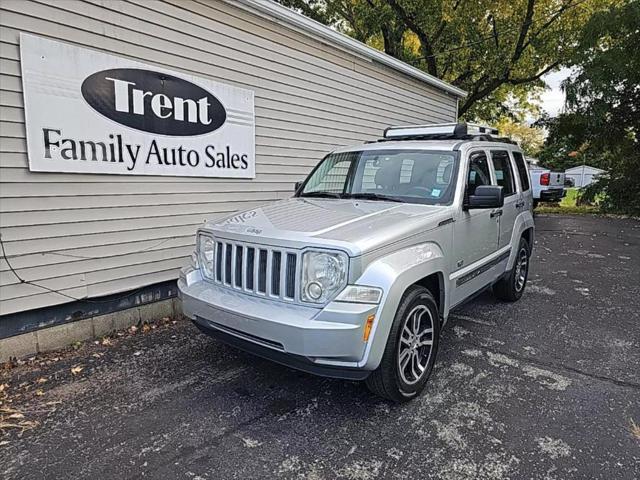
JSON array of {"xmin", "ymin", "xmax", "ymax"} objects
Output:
[{"xmin": 178, "ymin": 123, "xmax": 535, "ymax": 402}]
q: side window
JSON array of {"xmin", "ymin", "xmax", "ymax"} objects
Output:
[
  {"xmin": 466, "ymin": 151, "xmax": 492, "ymax": 196},
  {"xmin": 490, "ymin": 150, "xmax": 516, "ymax": 196},
  {"xmin": 512, "ymin": 151, "xmax": 530, "ymax": 191}
]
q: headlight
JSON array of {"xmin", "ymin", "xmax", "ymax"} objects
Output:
[
  {"xmin": 335, "ymin": 286, "xmax": 382, "ymax": 304},
  {"xmin": 197, "ymin": 234, "xmax": 215, "ymax": 279},
  {"xmin": 301, "ymin": 250, "xmax": 348, "ymax": 303}
]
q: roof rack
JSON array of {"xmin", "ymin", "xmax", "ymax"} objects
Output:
[{"xmin": 379, "ymin": 122, "xmax": 517, "ymax": 145}]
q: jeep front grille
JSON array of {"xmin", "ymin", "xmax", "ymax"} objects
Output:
[{"xmin": 212, "ymin": 240, "xmax": 299, "ymax": 301}]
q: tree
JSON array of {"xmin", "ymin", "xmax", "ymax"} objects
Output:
[
  {"xmin": 538, "ymin": 0, "xmax": 640, "ymax": 214},
  {"xmin": 277, "ymin": 0, "xmax": 612, "ymax": 120},
  {"xmin": 494, "ymin": 118, "xmax": 544, "ymax": 157}
]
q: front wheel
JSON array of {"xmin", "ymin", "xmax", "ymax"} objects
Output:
[
  {"xmin": 366, "ymin": 286, "xmax": 440, "ymax": 402},
  {"xmin": 493, "ymin": 237, "xmax": 530, "ymax": 302}
]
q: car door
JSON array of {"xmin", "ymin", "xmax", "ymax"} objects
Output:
[
  {"xmin": 451, "ymin": 149, "xmax": 500, "ymax": 306},
  {"xmin": 490, "ymin": 150, "xmax": 519, "ymax": 250}
]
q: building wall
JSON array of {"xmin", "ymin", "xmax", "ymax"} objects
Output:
[
  {"xmin": 565, "ymin": 166, "xmax": 605, "ymax": 188},
  {"xmin": 0, "ymin": 0, "xmax": 459, "ymax": 316}
]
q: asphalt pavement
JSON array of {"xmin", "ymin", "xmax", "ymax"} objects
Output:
[{"xmin": 1, "ymin": 214, "xmax": 639, "ymax": 479}]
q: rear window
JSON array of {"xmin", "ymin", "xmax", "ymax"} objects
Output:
[{"xmin": 512, "ymin": 151, "xmax": 530, "ymax": 191}]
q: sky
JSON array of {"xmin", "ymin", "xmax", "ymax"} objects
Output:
[{"xmin": 540, "ymin": 67, "xmax": 574, "ymax": 117}]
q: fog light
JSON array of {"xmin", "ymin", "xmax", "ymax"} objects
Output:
[{"xmin": 306, "ymin": 281, "xmax": 323, "ymax": 300}]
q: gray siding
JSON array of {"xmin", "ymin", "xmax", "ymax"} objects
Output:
[{"xmin": 0, "ymin": 0, "xmax": 459, "ymax": 315}]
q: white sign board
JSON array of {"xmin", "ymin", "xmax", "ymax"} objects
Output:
[{"xmin": 20, "ymin": 34, "xmax": 255, "ymax": 178}]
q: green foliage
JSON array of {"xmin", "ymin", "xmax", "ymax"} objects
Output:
[
  {"xmin": 276, "ymin": 0, "xmax": 613, "ymax": 121},
  {"xmin": 538, "ymin": 0, "xmax": 640, "ymax": 215},
  {"xmin": 494, "ymin": 117, "xmax": 544, "ymax": 156}
]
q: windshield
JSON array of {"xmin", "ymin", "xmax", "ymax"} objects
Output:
[{"xmin": 298, "ymin": 149, "xmax": 459, "ymax": 205}]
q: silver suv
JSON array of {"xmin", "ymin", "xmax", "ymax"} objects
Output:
[{"xmin": 178, "ymin": 123, "xmax": 535, "ymax": 402}]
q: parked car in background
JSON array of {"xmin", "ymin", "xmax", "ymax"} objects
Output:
[
  {"xmin": 529, "ymin": 166, "xmax": 566, "ymax": 208},
  {"xmin": 179, "ymin": 123, "xmax": 535, "ymax": 402}
]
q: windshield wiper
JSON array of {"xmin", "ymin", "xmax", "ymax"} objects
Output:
[
  {"xmin": 347, "ymin": 192, "xmax": 403, "ymax": 203},
  {"xmin": 299, "ymin": 191, "xmax": 343, "ymax": 199}
]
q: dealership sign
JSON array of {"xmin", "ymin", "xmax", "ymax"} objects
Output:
[{"xmin": 20, "ymin": 34, "xmax": 255, "ymax": 178}]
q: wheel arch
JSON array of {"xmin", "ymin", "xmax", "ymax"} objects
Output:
[
  {"xmin": 507, "ymin": 213, "xmax": 535, "ymax": 269},
  {"xmin": 521, "ymin": 226, "xmax": 534, "ymax": 254},
  {"xmin": 353, "ymin": 242, "xmax": 449, "ymax": 371},
  {"xmin": 413, "ymin": 272, "xmax": 445, "ymax": 322}
]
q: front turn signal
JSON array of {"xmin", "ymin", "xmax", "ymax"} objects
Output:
[{"xmin": 363, "ymin": 314, "xmax": 375, "ymax": 342}]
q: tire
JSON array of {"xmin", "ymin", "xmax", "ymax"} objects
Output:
[
  {"xmin": 366, "ymin": 286, "xmax": 440, "ymax": 403},
  {"xmin": 493, "ymin": 237, "xmax": 530, "ymax": 302}
]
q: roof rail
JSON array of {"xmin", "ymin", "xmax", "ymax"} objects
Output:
[{"xmin": 379, "ymin": 122, "xmax": 517, "ymax": 145}]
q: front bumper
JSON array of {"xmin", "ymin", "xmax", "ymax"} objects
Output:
[{"xmin": 178, "ymin": 269, "xmax": 377, "ymax": 380}]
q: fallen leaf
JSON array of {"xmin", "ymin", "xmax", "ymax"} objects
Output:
[
  {"xmin": 36, "ymin": 377, "xmax": 47, "ymax": 384},
  {"xmin": 70, "ymin": 365, "xmax": 83, "ymax": 375},
  {"xmin": 35, "ymin": 389, "xmax": 44, "ymax": 396},
  {"xmin": 128, "ymin": 325, "xmax": 138, "ymax": 333},
  {"xmin": 101, "ymin": 337, "xmax": 112, "ymax": 346},
  {"xmin": 631, "ymin": 418, "xmax": 640, "ymax": 440},
  {"xmin": 142, "ymin": 323, "xmax": 151, "ymax": 333}
]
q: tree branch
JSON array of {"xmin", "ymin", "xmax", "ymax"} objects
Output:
[
  {"xmin": 385, "ymin": 0, "xmax": 438, "ymax": 76},
  {"xmin": 507, "ymin": 61, "xmax": 561, "ymax": 85},
  {"xmin": 511, "ymin": 0, "xmax": 537, "ymax": 64},
  {"xmin": 520, "ymin": 0, "xmax": 575, "ymax": 52}
]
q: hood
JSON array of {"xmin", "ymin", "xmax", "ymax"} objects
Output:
[{"xmin": 203, "ymin": 198, "xmax": 452, "ymax": 256}]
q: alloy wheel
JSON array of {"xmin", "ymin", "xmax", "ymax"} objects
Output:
[
  {"xmin": 514, "ymin": 247, "xmax": 529, "ymax": 292},
  {"xmin": 397, "ymin": 304, "xmax": 434, "ymax": 385}
]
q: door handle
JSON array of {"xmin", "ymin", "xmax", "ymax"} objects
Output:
[
  {"xmin": 490, "ymin": 209, "xmax": 503, "ymax": 218},
  {"xmin": 515, "ymin": 201, "xmax": 525, "ymax": 208}
]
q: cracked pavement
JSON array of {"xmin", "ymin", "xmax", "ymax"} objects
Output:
[{"xmin": 1, "ymin": 214, "xmax": 639, "ymax": 479}]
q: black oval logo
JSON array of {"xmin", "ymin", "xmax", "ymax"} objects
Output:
[{"xmin": 81, "ymin": 68, "xmax": 226, "ymax": 136}]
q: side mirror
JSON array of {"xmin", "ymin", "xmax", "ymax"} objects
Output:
[
  {"xmin": 466, "ymin": 185, "xmax": 504, "ymax": 209},
  {"xmin": 294, "ymin": 180, "xmax": 304, "ymax": 192}
]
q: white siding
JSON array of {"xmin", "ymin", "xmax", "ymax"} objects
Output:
[{"xmin": 0, "ymin": 0, "xmax": 459, "ymax": 315}]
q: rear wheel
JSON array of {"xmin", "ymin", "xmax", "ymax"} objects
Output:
[
  {"xmin": 494, "ymin": 237, "xmax": 530, "ymax": 302},
  {"xmin": 366, "ymin": 286, "xmax": 440, "ymax": 402}
]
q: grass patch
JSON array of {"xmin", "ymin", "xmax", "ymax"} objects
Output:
[{"xmin": 536, "ymin": 188, "xmax": 600, "ymax": 215}]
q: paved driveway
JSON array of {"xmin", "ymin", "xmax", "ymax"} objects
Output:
[{"xmin": 1, "ymin": 214, "xmax": 639, "ymax": 479}]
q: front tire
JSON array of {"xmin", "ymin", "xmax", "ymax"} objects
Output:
[
  {"xmin": 366, "ymin": 286, "xmax": 440, "ymax": 402},
  {"xmin": 493, "ymin": 237, "xmax": 530, "ymax": 302}
]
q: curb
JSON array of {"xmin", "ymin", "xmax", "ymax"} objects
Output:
[{"xmin": 0, "ymin": 297, "xmax": 181, "ymax": 363}]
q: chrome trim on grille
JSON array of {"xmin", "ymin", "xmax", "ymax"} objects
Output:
[{"xmin": 210, "ymin": 239, "xmax": 300, "ymax": 302}]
